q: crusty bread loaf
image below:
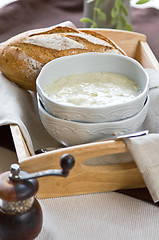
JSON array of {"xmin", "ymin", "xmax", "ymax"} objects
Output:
[{"xmin": 0, "ymin": 24, "xmax": 126, "ymax": 91}]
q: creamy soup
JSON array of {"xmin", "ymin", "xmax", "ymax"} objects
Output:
[{"xmin": 45, "ymin": 72, "xmax": 141, "ymax": 107}]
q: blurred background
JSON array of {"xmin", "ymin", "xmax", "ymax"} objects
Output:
[{"xmin": 0, "ymin": 0, "xmax": 158, "ymax": 60}]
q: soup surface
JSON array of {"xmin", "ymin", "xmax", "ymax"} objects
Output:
[{"xmin": 45, "ymin": 72, "xmax": 141, "ymax": 107}]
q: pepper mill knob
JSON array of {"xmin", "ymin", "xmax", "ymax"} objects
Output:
[
  {"xmin": 10, "ymin": 163, "xmax": 21, "ymax": 179},
  {"xmin": 61, "ymin": 154, "xmax": 75, "ymax": 176}
]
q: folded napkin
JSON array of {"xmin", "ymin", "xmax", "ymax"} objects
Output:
[
  {"xmin": 124, "ymin": 134, "xmax": 159, "ymax": 203},
  {"xmin": 0, "ymin": 72, "xmax": 60, "ymax": 155},
  {"xmin": 0, "ymin": 61, "xmax": 159, "ymax": 202}
]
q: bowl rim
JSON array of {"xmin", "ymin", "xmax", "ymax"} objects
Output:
[{"xmin": 36, "ymin": 52, "xmax": 149, "ymax": 111}]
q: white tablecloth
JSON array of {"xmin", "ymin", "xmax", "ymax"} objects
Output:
[{"xmin": 38, "ymin": 192, "xmax": 159, "ymax": 240}]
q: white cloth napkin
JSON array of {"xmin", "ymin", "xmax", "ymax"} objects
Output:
[
  {"xmin": 125, "ymin": 134, "xmax": 159, "ymax": 203},
  {"xmin": 0, "ymin": 73, "xmax": 60, "ymax": 155}
]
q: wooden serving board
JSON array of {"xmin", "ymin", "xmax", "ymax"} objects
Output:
[{"xmin": 10, "ymin": 29, "xmax": 159, "ymax": 199}]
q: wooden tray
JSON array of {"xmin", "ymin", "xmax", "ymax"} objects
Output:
[{"xmin": 10, "ymin": 29, "xmax": 159, "ymax": 199}]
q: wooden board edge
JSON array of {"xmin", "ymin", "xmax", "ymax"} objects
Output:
[
  {"xmin": 10, "ymin": 124, "xmax": 31, "ymax": 160},
  {"xmin": 19, "ymin": 139, "xmax": 128, "ymax": 172},
  {"xmin": 135, "ymin": 41, "xmax": 159, "ymax": 69},
  {"xmin": 79, "ymin": 28, "xmax": 147, "ymax": 42}
]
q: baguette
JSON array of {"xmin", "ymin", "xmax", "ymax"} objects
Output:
[{"xmin": 0, "ymin": 24, "xmax": 126, "ymax": 91}]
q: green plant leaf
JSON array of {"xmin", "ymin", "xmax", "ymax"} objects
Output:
[
  {"xmin": 136, "ymin": 0, "xmax": 150, "ymax": 4},
  {"xmin": 80, "ymin": 17, "xmax": 98, "ymax": 28},
  {"xmin": 125, "ymin": 23, "xmax": 133, "ymax": 31},
  {"xmin": 115, "ymin": 0, "xmax": 121, "ymax": 9},
  {"xmin": 95, "ymin": 0, "xmax": 104, "ymax": 7},
  {"xmin": 111, "ymin": 6, "xmax": 119, "ymax": 19},
  {"xmin": 111, "ymin": 16, "xmax": 118, "ymax": 26},
  {"xmin": 80, "ymin": 18, "xmax": 98, "ymax": 28},
  {"xmin": 80, "ymin": 17, "xmax": 94, "ymax": 24},
  {"xmin": 118, "ymin": 15, "xmax": 133, "ymax": 31},
  {"xmin": 120, "ymin": 3, "xmax": 128, "ymax": 16},
  {"xmin": 117, "ymin": 21, "xmax": 123, "ymax": 30},
  {"xmin": 95, "ymin": 8, "xmax": 107, "ymax": 22},
  {"xmin": 91, "ymin": 22, "xmax": 98, "ymax": 28},
  {"xmin": 119, "ymin": 15, "xmax": 127, "ymax": 25}
]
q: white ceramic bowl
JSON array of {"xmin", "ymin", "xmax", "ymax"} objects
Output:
[
  {"xmin": 38, "ymin": 95, "xmax": 149, "ymax": 146},
  {"xmin": 36, "ymin": 53, "xmax": 149, "ymax": 123}
]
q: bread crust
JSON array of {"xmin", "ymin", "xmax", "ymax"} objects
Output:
[{"xmin": 0, "ymin": 25, "xmax": 126, "ymax": 91}]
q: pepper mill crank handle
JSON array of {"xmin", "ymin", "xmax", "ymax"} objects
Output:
[{"xmin": 10, "ymin": 154, "xmax": 75, "ymax": 181}]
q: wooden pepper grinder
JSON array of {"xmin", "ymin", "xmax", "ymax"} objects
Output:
[{"xmin": 0, "ymin": 153, "xmax": 75, "ymax": 240}]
